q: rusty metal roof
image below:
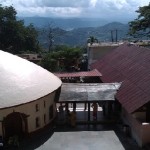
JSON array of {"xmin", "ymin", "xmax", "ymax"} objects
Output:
[
  {"xmin": 54, "ymin": 69, "xmax": 102, "ymax": 78},
  {"xmin": 59, "ymin": 83, "xmax": 121, "ymax": 102},
  {"xmin": 91, "ymin": 43, "xmax": 150, "ymax": 113}
]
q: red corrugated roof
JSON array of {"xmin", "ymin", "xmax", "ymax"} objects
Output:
[
  {"xmin": 54, "ymin": 69, "xmax": 102, "ymax": 78},
  {"xmin": 91, "ymin": 43, "xmax": 150, "ymax": 113}
]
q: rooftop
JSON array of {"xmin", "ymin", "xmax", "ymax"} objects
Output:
[
  {"xmin": 0, "ymin": 50, "xmax": 61, "ymax": 109},
  {"xmin": 55, "ymin": 69, "xmax": 102, "ymax": 78},
  {"xmin": 91, "ymin": 43, "xmax": 150, "ymax": 113},
  {"xmin": 88, "ymin": 42, "xmax": 123, "ymax": 47},
  {"xmin": 59, "ymin": 83, "xmax": 121, "ymax": 102}
]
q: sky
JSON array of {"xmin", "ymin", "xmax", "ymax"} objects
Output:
[{"xmin": 0, "ymin": 0, "xmax": 149, "ymax": 21}]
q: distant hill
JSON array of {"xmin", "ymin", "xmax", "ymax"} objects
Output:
[
  {"xmin": 18, "ymin": 16, "xmax": 129, "ymax": 47},
  {"xmin": 38, "ymin": 22, "xmax": 129, "ymax": 47},
  {"xmin": 18, "ymin": 17, "xmax": 110, "ymax": 30}
]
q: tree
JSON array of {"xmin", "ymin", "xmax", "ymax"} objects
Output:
[
  {"xmin": 23, "ymin": 24, "xmax": 40, "ymax": 53},
  {"xmin": 129, "ymin": 3, "xmax": 150, "ymax": 38},
  {"xmin": 0, "ymin": 5, "xmax": 40, "ymax": 54},
  {"xmin": 87, "ymin": 36, "xmax": 98, "ymax": 45},
  {"xmin": 41, "ymin": 23, "xmax": 65, "ymax": 52},
  {"xmin": 40, "ymin": 45, "xmax": 82, "ymax": 72},
  {"xmin": 43, "ymin": 23, "xmax": 55, "ymax": 52}
]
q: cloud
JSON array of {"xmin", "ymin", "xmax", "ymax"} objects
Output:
[
  {"xmin": 0, "ymin": 0, "xmax": 149, "ymax": 20},
  {"xmin": 14, "ymin": 0, "xmax": 90, "ymax": 8},
  {"xmin": 90, "ymin": 0, "xmax": 98, "ymax": 7}
]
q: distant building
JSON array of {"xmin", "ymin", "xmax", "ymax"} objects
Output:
[
  {"xmin": 87, "ymin": 42, "xmax": 123, "ymax": 70},
  {"xmin": 91, "ymin": 43, "xmax": 150, "ymax": 147},
  {"xmin": 17, "ymin": 53, "xmax": 42, "ymax": 64},
  {"xmin": 130, "ymin": 40, "xmax": 150, "ymax": 49},
  {"xmin": 0, "ymin": 51, "xmax": 61, "ymax": 140}
]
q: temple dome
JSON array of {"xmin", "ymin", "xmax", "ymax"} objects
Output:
[{"xmin": 0, "ymin": 50, "xmax": 62, "ymax": 109}]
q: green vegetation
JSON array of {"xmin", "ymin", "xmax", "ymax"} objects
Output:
[
  {"xmin": 0, "ymin": 5, "xmax": 40, "ymax": 54},
  {"xmin": 129, "ymin": 3, "xmax": 150, "ymax": 38},
  {"xmin": 40, "ymin": 45, "xmax": 82, "ymax": 72},
  {"xmin": 87, "ymin": 36, "xmax": 98, "ymax": 45},
  {"xmin": 38, "ymin": 22, "xmax": 129, "ymax": 47}
]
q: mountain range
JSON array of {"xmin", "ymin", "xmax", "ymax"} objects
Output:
[
  {"xmin": 19, "ymin": 17, "xmax": 130, "ymax": 47},
  {"xmin": 19, "ymin": 17, "xmax": 111, "ymax": 30}
]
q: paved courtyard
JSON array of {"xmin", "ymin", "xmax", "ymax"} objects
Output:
[
  {"xmin": 5, "ymin": 105, "xmax": 145, "ymax": 150},
  {"xmin": 35, "ymin": 131, "xmax": 124, "ymax": 150}
]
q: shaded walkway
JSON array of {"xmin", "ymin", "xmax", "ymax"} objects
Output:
[{"xmin": 58, "ymin": 83, "xmax": 121, "ymax": 122}]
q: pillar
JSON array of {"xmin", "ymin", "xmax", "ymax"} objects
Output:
[{"xmin": 88, "ymin": 102, "xmax": 90, "ymax": 121}]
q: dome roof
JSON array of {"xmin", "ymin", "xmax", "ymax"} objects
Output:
[{"xmin": 0, "ymin": 50, "xmax": 62, "ymax": 109}]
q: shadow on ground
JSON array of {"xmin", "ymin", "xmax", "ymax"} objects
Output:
[
  {"xmin": 5, "ymin": 123, "xmax": 146, "ymax": 150},
  {"xmin": 5, "ymin": 126, "xmax": 55, "ymax": 150}
]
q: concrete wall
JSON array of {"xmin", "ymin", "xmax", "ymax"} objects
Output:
[
  {"xmin": 122, "ymin": 108, "xmax": 143, "ymax": 147},
  {"xmin": 132, "ymin": 112, "xmax": 146, "ymax": 122},
  {"xmin": 122, "ymin": 108, "xmax": 150, "ymax": 147},
  {"xmin": 0, "ymin": 91, "xmax": 57, "ymax": 137},
  {"xmin": 142, "ymin": 124, "xmax": 150, "ymax": 145}
]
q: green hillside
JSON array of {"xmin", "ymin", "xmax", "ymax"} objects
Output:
[{"xmin": 38, "ymin": 22, "xmax": 129, "ymax": 48}]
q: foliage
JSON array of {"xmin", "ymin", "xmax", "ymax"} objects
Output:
[
  {"xmin": 40, "ymin": 45, "xmax": 82, "ymax": 72},
  {"xmin": 0, "ymin": 5, "xmax": 40, "ymax": 54},
  {"xmin": 129, "ymin": 3, "xmax": 150, "ymax": 38},
  {"xmin": 87, "ymin": 36, "xmax": 98, "ymax": 45}
]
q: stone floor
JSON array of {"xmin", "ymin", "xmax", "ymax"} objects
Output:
[{"xmin": 35, "ymin": 131, "xmax": 124, "ymax": 150}]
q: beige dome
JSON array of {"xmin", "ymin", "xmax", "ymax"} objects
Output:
[{"xmin": 0, "ymin": 50, "xmax": 62, "ymax": 109}]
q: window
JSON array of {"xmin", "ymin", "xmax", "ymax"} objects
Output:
[
  {"xmin": 44, "ymin": 114, "xmax": 46, "ymax": 124},
  {"xmin": 49, "ymin": 105, "xmax": 53, "ymax": 120},
  {"xmin": 36, "ymin": 117, "xmax": 40, "ymax": 128},
  {"xmin": 35, "ymin": 104, "xmax": 39, "ymax": 112}
]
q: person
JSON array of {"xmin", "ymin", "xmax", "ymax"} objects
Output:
[
  {"xmin": 59, "ymin": 103, "xmax": 65, "ymax": 121},
  {"xmin": 91, "ymin": 102, "xmax": 98, "ymax": 120},
  {"xmin": 66, "ymin": 110, "xmax": 71, "ymax": 125},
  {"xmin": 70, "ymin": 109, "xmax": 76, "ymax": 127},
  {"xmin": 84, "ymin": 102, "xmax": 87, "ymax": 111},
  {"xmin": 73, "ymin": 103, "xmax": 76, "ymax": 111}
]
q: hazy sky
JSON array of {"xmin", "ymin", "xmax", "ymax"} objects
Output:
[{"xmin": 0, "ymin": 0, "xmax": 149, "ymax": 20}]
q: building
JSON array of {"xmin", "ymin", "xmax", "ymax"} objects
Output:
[
  {"xmin": 0, "ymin": 50, "xmax": 62, "ymax": 140},
  {"xmin": 91, "ymin": 43, "xmax": 150, "ymax": 147},
  {"xmin": 87, "ymin": 42, "xmax": 123, "ymax": 69},
  {"xmin": 17, "ymin": 53, "xmax": 42, "ymax": 64}
]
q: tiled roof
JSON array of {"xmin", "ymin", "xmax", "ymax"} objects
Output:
[
  {"xmin": 54, "ymin": 69, "xmax": 102, "ymax": 78},
  {"xmin": 91, "ymin": 43, "xmax": 150, "ymax": 113}
]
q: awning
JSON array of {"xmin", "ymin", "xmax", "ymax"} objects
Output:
[{"xmin": 59, "ymin": 83, "xmax": 121, "ymax": 102}]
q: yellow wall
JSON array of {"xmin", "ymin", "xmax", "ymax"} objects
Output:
[{"xmin": 0, "ymin": 91, "xmax": 56, "ymax": 137}]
